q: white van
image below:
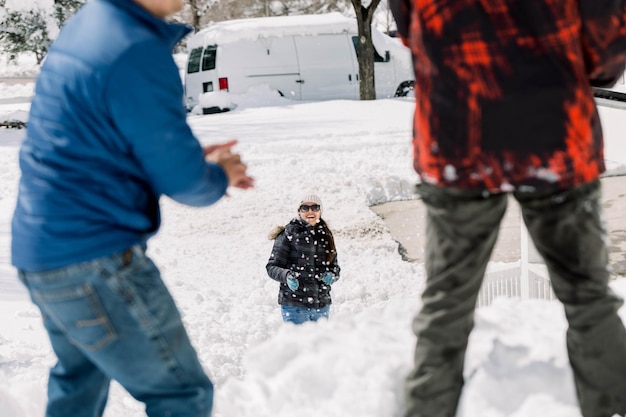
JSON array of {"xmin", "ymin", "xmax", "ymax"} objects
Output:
[{"xmin": 184, "ymin": 13, "xmax": 414, "ymax": 113}]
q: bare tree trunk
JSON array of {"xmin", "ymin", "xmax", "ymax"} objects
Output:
[
  {"xmin": 189, "ymin": 0, "xmax": 201, "ymax": 32},
  {"xmin": 350, "ymin": 0, "xmax": 381, "ymax": 100},
  {"xmin": 179, "ymin": 0, "xmax": 205, "ymax": 32}
]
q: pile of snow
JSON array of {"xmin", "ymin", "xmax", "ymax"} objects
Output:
[
  {"xmin": 0, "ymin": 54, "xmax": 39, "ymax": 78},
  {"xmin": 193, "ymin": 84, "xmax": 292, "ymax": 114},
  {"xmin": 604, "ymin": 161, "xmax": 626, "ymax": 177},
  {"xmin": 0, "ymin": 111, "xmax": 28, "ymax": 130},
  {"xmin": 365, "ymin": 175, "xmax": 417, "ymax": 206},
  {"xmin": 0, "ymin": 83, "xmax": 35, "ymax": 99},
  {"xmin": 0, "ymin": 78, "xmax": 34, "ymax": 127}
]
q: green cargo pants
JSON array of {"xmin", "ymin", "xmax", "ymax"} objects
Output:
[{"xmin": 406, "ymin": 180, "xmax": 626, "ymax": 417}]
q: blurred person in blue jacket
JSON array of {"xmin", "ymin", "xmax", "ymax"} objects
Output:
[{"xmin": 11, "ymin": 0, "xmax": 253, "ymax": 416}]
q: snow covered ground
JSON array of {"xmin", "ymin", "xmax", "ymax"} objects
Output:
[{"xmin": 2, "ymin": 53, "xmax": 626, "ymax": 417}]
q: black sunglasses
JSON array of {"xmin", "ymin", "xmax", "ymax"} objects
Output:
[{"xmin": 299, "ymin": 204, "xmax": 321, "ymax": 213}]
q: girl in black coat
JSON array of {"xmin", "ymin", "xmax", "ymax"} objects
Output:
[{"xmin": 266, "ymin": 194, "xmax": 340, "ymax": 324}]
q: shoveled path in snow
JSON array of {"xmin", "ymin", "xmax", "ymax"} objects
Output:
[{"xmin": 372, "ymin": 174, "xmax": 626, "ymax": 276}]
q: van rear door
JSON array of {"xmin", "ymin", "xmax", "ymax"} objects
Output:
[
  {"xmin": 185, "ymin": 45, "xmax": 218, "ymax": 109},
  {"xmin": 294, "ymin": 34, "xmax": 358, "ymax": 101}
]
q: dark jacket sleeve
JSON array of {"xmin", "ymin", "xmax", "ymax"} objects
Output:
[
  {"xmin": 330, "ymin": 255, "xmax": 341, "ymax": 281},
  {"xmin": 579, "ymin": 0, "xmax": 626, "ymax": 87},
  {"xmin": 266, "ymin": 231, "xmax": 292, "ymax": 284},
  {"xmin": 329, "ymin": 237, "xmax": 341, "ymax": 278}
]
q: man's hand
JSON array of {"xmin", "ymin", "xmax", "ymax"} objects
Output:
[{"xmin": 204, "ymin": 140, "xmax": 254, "ymax": 190}]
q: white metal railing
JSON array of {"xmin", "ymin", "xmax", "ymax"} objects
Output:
[
  {"xmin": 478, "ymin": 267, "xmax": 556, "ymax": 307},
  {"xmin": 477, "ymin": 219, "xmax": 556, "ymax": 307}
]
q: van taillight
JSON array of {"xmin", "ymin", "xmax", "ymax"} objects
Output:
[{"xmin": 218, "ymin": 78, "xmax": 229, "ymax": 91}]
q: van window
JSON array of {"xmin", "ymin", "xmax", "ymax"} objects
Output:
[
  {"xmin": 351, "ymin": 36, "xmax": 386, "ymax": 62},
  {"xmin": 202, "ymin": 45, "xmax": 217, "ymax": 71},
  {"xmin": 187, "ymin": 47, "xmax": 202, "ymax": 73}
]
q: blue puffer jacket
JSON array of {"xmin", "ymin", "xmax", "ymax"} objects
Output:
[{"xmin": 11, "ymin": 0, "xmax": 228, "ymax": 271}]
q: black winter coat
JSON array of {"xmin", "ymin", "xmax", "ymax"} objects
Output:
[{"xmin": 266, "ymin": 218, "xmax": 340, "ymax": 308}]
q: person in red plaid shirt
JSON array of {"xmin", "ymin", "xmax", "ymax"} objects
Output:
[{"xmin": 390, "ymin": 1, "xmax": 626, "ymax": 416}]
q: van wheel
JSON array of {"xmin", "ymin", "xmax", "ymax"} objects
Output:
[{"xmin": 395, "ymin": 81, "xmax": 415, "ymax": 97}]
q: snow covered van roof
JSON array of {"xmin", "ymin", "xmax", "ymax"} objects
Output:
[{"xmin": 186, "ymin": 12, "xmax": 357, "ymax": 48}]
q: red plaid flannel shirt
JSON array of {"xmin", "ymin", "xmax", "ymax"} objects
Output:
[{"xmin": 390, "ymin": 0, "xmax": 626, "ymax": 191}]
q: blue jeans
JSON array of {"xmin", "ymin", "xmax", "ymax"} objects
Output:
[
  {"xmin": 18, "ymin": 245, "xmax": 213, "ymax": 417},
  {"xmin": 281, "ymin": 305, "xmax": 330, "ymax": 324}
]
